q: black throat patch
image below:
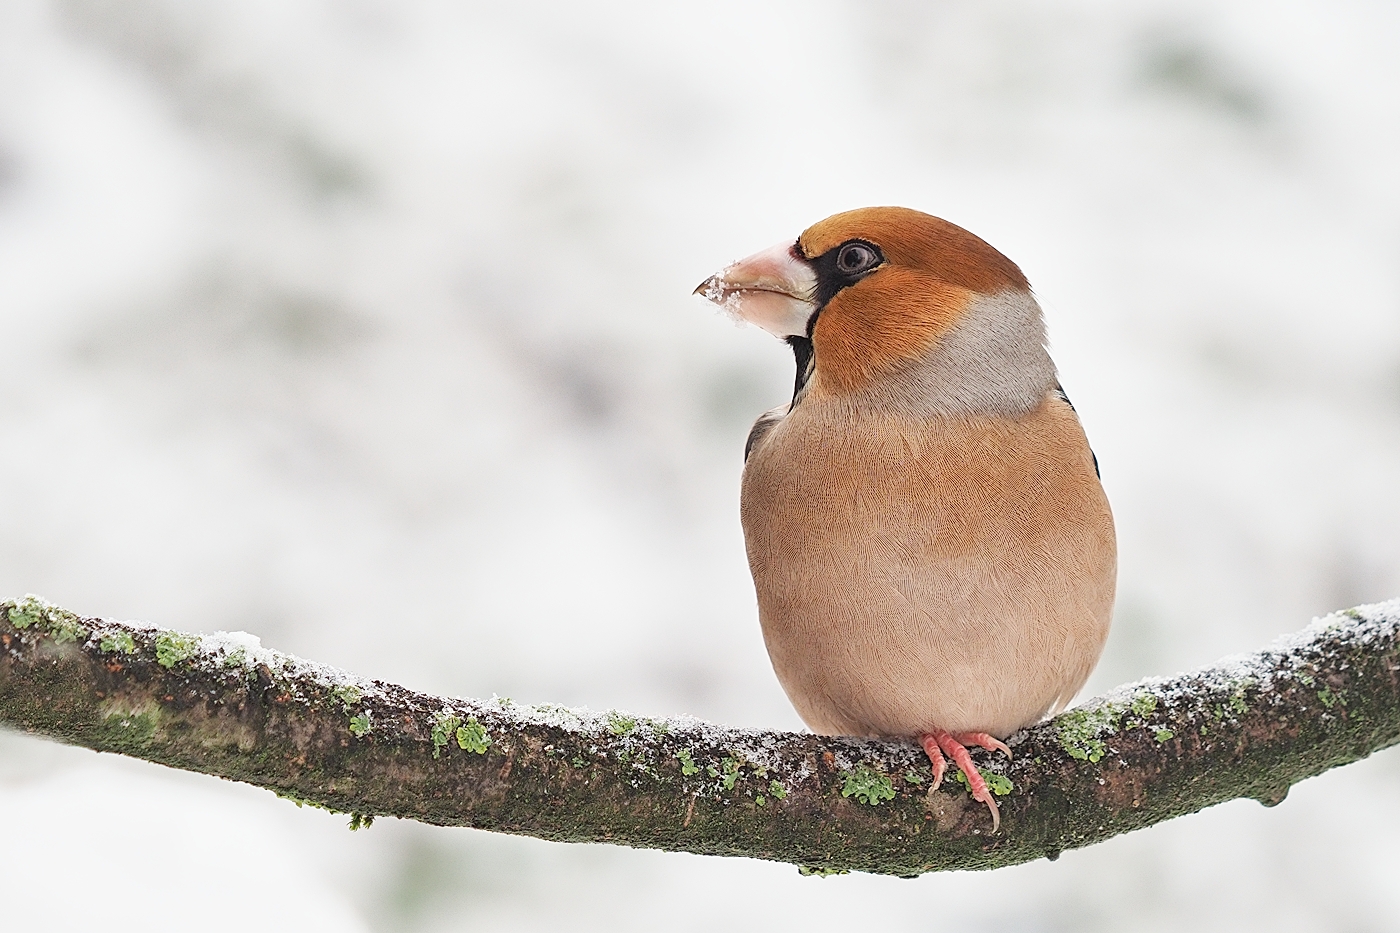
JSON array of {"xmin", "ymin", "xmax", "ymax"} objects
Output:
[{"xmin": 787, "ymin": 334, "xmax": 814, "ymax": 404}]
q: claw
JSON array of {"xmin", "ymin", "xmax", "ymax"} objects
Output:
[
  {"xmin": 955, "ymin": 731, "xmax": 1012, "ymax": 760},
  {"xmin": 918, "ymin": 729, "xmax": 1010, "ymax": 833}
]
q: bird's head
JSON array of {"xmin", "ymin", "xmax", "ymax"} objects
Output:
[{"xmin": 696, "ymin": 206, "xmax": 1053, "ymax": 415}]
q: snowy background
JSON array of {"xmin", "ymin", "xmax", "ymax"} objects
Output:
[{"xmin": 3, "ymin": 0, "xmax": 1400, "ymax": 930}]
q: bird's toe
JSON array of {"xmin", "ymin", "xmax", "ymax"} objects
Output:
[{"xmin": 919, "ymin": 729, "xmax": 1008, "ymax": 834}]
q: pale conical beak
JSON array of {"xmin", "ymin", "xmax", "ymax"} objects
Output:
[{"xmin": 693, "ymin": 240, "xmax": 818, "ymax": 339}]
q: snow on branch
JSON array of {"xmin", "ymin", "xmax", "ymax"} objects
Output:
[{"xmin": 2, "ymin": 595, "xmax": 1398, "ymax": 876}]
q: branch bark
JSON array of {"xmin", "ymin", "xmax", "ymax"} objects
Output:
[{"xmin": 1, "ymin": 595, "xmax": 1398, "ymax": 876}]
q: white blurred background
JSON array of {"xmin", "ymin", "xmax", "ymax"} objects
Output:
[{"xmin": 2, "ymin": 0, "xmax": 1400, "ymax": 930}]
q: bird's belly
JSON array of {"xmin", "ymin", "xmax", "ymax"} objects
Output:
[
  {"xmin": 751, "ymin": 552, "xmax": 1107, "ymax": 738},
  {"xmin": 740, "ymin": 404, "xmax": 1116, "ymax": 740}
]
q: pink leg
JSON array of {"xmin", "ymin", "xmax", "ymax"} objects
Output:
[{"xmin": 917, "ymin": 729, "xmax": 1008, "ymax": 834}]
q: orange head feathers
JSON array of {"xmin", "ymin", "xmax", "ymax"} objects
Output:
[{"xmin": 696, "ymin": 207, "xmax": 1053, "ymax": 417}]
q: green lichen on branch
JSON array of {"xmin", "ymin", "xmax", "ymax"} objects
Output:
[
  {"xmin": 675, "ymin": 748, "xmax": 701, "ymax": 776},
  {"xmin": 2, "ymin": 595, "xmax": 1400, "ymax": 877},
  {"xmin": 605, "ymin": 711, "xmax": 638, "ymax": 736},
  {"xmin": 332, "ymin": 685, "xmax": 363, "ymax": 709},
  {"xmin": 455, "ymin": 718, "xmax": 489, "ymax": 754},
  {"xmin": 5, "ymin": 595, "xmax": 90, "ymax": 644},
  {"xmin": 155, "ymin": 632, "xmax": 200, "ymax": 669},
  {"xmin": 954, "ymin": 769, "xmax": 1014, "ymax": 796},
  {"xmin": 1055, "ymin": 682, "xmax": 1176, "ymax": 762},
  {"xmin": 99, "ymin": 631, "xmax": 136, "ymax": 654},
  {"xmin": 1056, "ymin": 704, "xmax": 1113, "ymax": 762},
  {"xmin": 1130, "ymin": 694, "xmax": 1157, "ymax": 719},
  {"xmin": 6, "ymin": 600, "xmax": 39, "ymax": 629},
  {"xmin": 431, "ymin": 710, "xmax": 462, "ymax": 759},
  {"xmin": 48, "ymin": 615, "xmax": 90, "ymax": 645},
  {"xmin": 708, "ymin": 756, "xmax": 742, "ymax": 790},
  {"xmin": 840, "ymin": 764, "xmax": 896, "ymax": 806}
]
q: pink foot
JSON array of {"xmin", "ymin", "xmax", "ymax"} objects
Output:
[
  {"xmin": 918, "ymin": 729, "xmax": 1010, "ymax": 833},
  {"xmin": 955, "ymin": 731, "xmax": 1013, "ymax": 759}
]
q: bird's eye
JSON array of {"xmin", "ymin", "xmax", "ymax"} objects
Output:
[{"xmin": 836, "ymin": 241, "xmax": 881, "ymax": 276}]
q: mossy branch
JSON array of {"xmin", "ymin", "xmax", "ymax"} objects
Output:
[{"xmin": 2, "ymin": 595, "xmax": 1398, "ymax": 876}]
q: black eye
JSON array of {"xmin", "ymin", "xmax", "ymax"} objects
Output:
[{"xmin": 835, "ymin": 241, "xmax": 881, "ymax": 276}]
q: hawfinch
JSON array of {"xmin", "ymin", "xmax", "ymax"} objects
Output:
[{"xmin": 696, "ymin": 207, "xmax": 1116, "ymax": 831}]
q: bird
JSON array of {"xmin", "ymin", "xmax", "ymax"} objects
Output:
[{"xmin": 694, "ymin": 206, "xmax": 1116, "ymax": 831}]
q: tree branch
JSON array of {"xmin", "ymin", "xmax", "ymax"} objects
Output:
[{"xmin": 1, "ymin": 595, "xmax": 1398, "ymax": 876}]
